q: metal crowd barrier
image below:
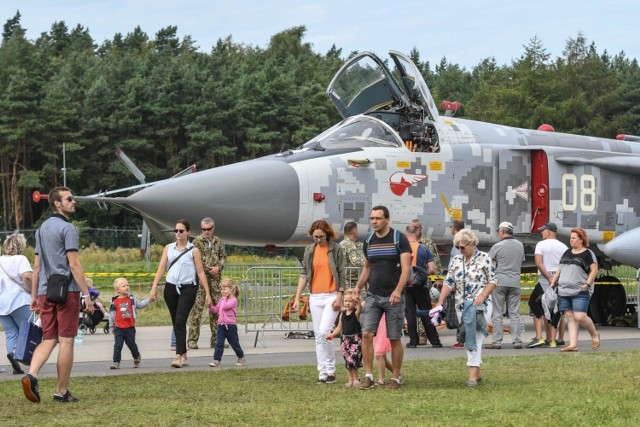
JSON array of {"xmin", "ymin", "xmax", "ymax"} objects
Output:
[{"xmin": 241, "ymin": 266, "xmax": 362, "ymax": 347}]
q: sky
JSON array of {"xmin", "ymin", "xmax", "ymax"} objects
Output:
[{"xmin": 3, "ymin": 0, "xmax": 640, "ymax": 69}]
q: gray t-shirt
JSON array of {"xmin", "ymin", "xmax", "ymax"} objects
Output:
[
  {"xmin": 489, "ymin": 237, "xmax": 525, "ymax": 288},
  {"xmin": 557, "ymin": 249, "xmax": 597, "ymax": 296},
  {"xmin": 35, "ymin": 214, "xmax": 80, "ymax": 295}
]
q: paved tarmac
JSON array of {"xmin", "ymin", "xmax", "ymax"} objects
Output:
[{"xmin": 1, "ymin": 316, "xmax": 639, "ymax": 381}]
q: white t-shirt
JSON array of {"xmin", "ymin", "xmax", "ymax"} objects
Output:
[
  {"xmin": 0, "ymin": 255, "xmax": 32, "ymax": 315},
  {"xmin": 534, "ymin": 238, "xmax": 568, "ymax": 291}
]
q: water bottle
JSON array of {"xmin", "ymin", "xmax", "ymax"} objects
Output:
[
  {"xmin": 74, "ymin": 328, "xmax": 84, "ymax": 345},
  {"xmin": 520, "ymin": 317, "xmax": 526, "ymax": 333}
]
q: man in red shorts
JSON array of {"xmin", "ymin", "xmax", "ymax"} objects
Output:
[{"xmin": 22, "ymin": 187, "xmax": 93, "ymax": 403}]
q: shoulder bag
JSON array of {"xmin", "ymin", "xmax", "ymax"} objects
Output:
[{"xmin": 38, "ymin": 229, "xmax": 72, "ymax": 304}]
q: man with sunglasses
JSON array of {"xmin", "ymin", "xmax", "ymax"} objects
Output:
[
  {"xmin": 22, "ymin": 187, "xmax": 93, "ymax": 404},
  {"xmin": 187, "ymin": 217, "xmax": 226, "ymax": 349}
]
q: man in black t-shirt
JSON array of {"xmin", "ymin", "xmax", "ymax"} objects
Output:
[{"xmin": 354, "ymin": 205, "xmax": 411, "ymax": 389}]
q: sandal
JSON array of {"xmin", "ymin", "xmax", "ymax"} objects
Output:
[{"xmin": 592, "ymin": 333, "xmax": 600, "ymax": 350}]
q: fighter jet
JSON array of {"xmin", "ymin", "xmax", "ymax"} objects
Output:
[{"xmin": 70, "ymin": 50, "xmax": 639, "ymax": 322}]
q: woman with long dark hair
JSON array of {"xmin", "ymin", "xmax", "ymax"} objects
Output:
[{"xmin": 150, "ymin": 219, "xmax": 211, "ymax": 368}]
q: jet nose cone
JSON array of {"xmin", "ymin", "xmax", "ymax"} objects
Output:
[
  {"xmin": 127, "ymin": 160, "xmax": 300, "ymax": 245},
  {"xmin": 603, "ymin": 228, "xmax": 640, "ymax": 268}
]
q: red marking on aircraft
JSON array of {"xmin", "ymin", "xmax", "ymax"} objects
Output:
[{"xmin": 389, "ymin": 172, "xmax": 427, "ymax": 196}]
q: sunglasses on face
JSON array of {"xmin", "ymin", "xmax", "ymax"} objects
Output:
[
  {"xmin": 201, "ymin": 227, "xmax": 214, "ymax": 232},
  {"xmin": 174, "ymin": 229, "xmax": 186, "ymax": 234}
]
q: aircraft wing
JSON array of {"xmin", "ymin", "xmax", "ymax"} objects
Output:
[{"xmin": 554, "ymin": 152, "xmax": 640, "ymax": 175}]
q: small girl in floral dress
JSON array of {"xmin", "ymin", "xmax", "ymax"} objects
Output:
[{"xmin": 328, "ymin": 290, "xmax": 362, "ymax": 387}]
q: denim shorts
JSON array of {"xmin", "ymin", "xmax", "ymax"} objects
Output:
[
  {"xmin": 361, "ymin": 293, "xmax": 405, "ymax": 340},
  {"xmin": 558, "ymin": 291, "xmax": 591, "ymax": 313}
]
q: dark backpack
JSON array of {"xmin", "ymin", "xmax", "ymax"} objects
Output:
[{"xmin": 407, "ymin": 244, "xmax": 432, "ymax": 288}]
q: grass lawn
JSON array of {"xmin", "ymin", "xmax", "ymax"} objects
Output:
[{"xmin": 2, "ymin": 350, "xmax": 638, "ymax": 426}]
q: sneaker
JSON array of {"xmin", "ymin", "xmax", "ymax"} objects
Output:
[
  {"xmin": 180, "ymin": 357, "xmax": 189, "ymax": 367},
  {"xmin": 316, "ymin": 376, "xmax": 327, "ymax": 384},
  {"xmin": 466, "ymin": 380, "xmax": 478, "ymax": 387},
  {"xmin": 236, "ymin": 357, "xmax": 246, "ymax": 366},
  {"xmin": 556, "ymin": 340, "xmax": 566, "ymax": 346},
  {"xmin": 513, "ymin": 343, "xmax": 523, "ymax": 349},
  {"xmin": 432, "ymin": 343, "xmax": 443, "ymax": 348},
  {"xmin": 110, "ymin": 362, "xmax": 120, "ymax": 370},
  {"xmin": 548, "ymin": 340, "xmax": 557, "ymax": 348},
  {"xmin": 485, "ymin": 343, "xmax": 502, "ymax": 349},
  {"xmin": 526, "ymin": 337, "xmax": 546, "ymax": 348},
  {"xmin": 53, "ymin": 390, "xmax": 79, "ymax": 403},
  {"xmin": 7, "ymin": 353, "xmax": 24, "ymax": 375},
  {"xmin": 452, "ymin": 342, "xmax": 464, "ymax": 348},
  {"xmin": 133, "ymin": 356, "xmax": 141, "ymax": 368},
  {"xmin": 325, "ymin": 375, "xmax": 336, "ymax": 384},
  {"xmin": 21, "ymin": 374, "xmax": 41, "ymax": 403},
  {"xmin": 187, "ymin": 342, "xmax": 198, "ymax": 350},
  {"xmin": 169, "ymin": 346, "xmax": 176, "ymax": 351},
  {"xmin": 209, "ymin": 360, "xmax": 220, "ymax": 368},
  {"xmin": 406, "ymin": 343, "xmax": 418, "ymax": 348},
  {"xmin": 385, "ymin": 378, "xmax": 402, "ymax": 390},
  {"xmin": 171, "ymin": 356, "xmax": 182, "ymax": 368},
  {"xmin": 356, "ymin": 377, "xmax": 375, "ymax": 389}
]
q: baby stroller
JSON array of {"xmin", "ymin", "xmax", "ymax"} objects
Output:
[{"xmin": 79, "ymin": 287, "xmax": 110, "ymax": 334}]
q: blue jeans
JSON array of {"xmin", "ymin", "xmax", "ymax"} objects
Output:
[
  {"xmin": 213, "ymin": 324, "xmax": 244, "ymax": 361},
  {"xmin": 0, "ymin": 304, "xmax": 31, "ymax": 354},
  {"xmin": 113, "ymin": 327, "xmax": 140, "ymax": 362},
  {"xmin": 559, "ymin": 291, "xmax": 590, "ymax": 313}
]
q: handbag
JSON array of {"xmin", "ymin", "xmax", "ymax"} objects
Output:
[
  {"xmin": 37, "ymin": 229, "xmax": 72, "ymax": 304},
  {"xmin": 14, "ymin": 313, "xmax": 43, "ymax": 366},
  {"xmin": 444, "ymin": 292, "xmax": 459, "ymax": 329},
  {"xmin": 46, "ymin": 274, "xmax": 72, "ymax": 304}
]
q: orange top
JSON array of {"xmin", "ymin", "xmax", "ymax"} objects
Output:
[
  {"xmin": 310, "ymin": 245, "xmax": 337, "ymax": 293},
  {"xmin": 409, "ymin": 241, "xmax": 419, "ymax": 266}
]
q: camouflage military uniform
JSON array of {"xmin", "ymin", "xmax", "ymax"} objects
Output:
[
  {"xmin": 340, "ymin": 237, "xmax": 365, "ymax": 300},
  {"xmin": 187, "ymin": 234, "xmax": 226, "ymax": 348},
  {"xmin": 418, "ymin": 235, "xmax": 441, "ymax": 344},
  {"xmin": 418, "ymin": 236, "xmax": 442, "ymax": 275}
]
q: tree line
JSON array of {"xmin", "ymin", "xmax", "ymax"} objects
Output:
[{"xmin": 1, "ymin": 11, "xmax": 639, "ymax": 232}]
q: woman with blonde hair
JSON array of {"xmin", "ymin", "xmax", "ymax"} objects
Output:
[
  {"xmin": 431, "ymin": 229, "xmax": 496, "ymax": 387},
  {"xmin": 0, "ymin": 233, "xmax": 33, "ymax": 374},
  {"xmin": 550, "ymin": 227, "xmax": 600, "ymax": 352}
]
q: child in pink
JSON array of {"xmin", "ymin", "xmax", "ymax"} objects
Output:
[
  {"xmin": 208, "ymin": 278, "xmax": 245, "ymax": 367},
  {"xmin": 373, "ymin": 313, "xmax": 393, "ymax": 386}
]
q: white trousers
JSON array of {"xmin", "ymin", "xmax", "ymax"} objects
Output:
[{"xmin": 309, "ymin": 292, "xmax": 339, "ymax": 378}]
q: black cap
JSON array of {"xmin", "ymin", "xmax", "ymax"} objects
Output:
[{"xmin": 536, "ymin": 222, "xmax": 557, "ymax": 233}]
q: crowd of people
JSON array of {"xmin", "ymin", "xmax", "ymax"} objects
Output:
[{"xmin": 1, "ymin": 188, "xmax": 603, "ymax": 402}]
